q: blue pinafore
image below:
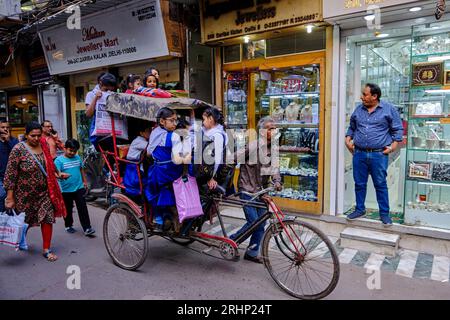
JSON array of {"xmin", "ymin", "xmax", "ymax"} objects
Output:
[{"xmin": 145, "ymin": 127, "xmax": 183, "ymax": 225}]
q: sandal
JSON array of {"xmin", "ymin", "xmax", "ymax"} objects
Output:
[{"xmin": 43, "ymin": 249, "xmax": 58, "ymax": 262}]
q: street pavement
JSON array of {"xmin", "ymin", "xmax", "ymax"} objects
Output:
[{"xmin": 1, "ymin": 202, "xmax": 450, "ymax": 300}]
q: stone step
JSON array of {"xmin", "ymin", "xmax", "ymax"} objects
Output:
[{"xmin": 340, "ymin": 227, "xmax": 400, "ymax": 257}]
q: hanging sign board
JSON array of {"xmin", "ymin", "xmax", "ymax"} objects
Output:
[{"xmin": 39, "ymin": 0, "xmax": 169, "ymax": 75}]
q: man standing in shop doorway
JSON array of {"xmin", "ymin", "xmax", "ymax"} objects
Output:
[{"xmin": 345, "ymin": 83, "xmax": 403, "ymax": 226}]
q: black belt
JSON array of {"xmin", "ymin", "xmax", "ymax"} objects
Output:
[{"xmin": 355, "ymin": 147, "xmax": 384, "ymax": 152}]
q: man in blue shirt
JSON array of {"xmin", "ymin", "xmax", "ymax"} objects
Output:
[
  {"xmin": 345, "ymin": 83, "xmax": 403, "ymax": 226},
  {"xmin": 0, "ymin": 121, "xmax": 19, "ymax": 212}
]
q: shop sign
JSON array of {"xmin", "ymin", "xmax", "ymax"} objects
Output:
[
  {"xmin": 323, "ymin": 0, "xmax": 422, "ymax": 19},
  {"xmin": 200, "ymin": 0, "xmax": 322, "ymax": 43},
  {"xmin": 29, "ymin": 56, "xmax": 52, "ymax": 85},
  {"xmin": 39, "ymin": 0, "xmax": 169, "ymax": 75},
  {"xmin": 412, "ymin": 62, "xmax": 444, "ymax": 87}
]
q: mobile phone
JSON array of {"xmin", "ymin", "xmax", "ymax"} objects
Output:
[{"xmin": 50, "ymin": 129, "xmax": 57, "ymax": 135}]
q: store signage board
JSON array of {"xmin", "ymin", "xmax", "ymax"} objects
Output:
[
  {"xmin": 200, "ymin": 0, "xmax": 322, "ymax": 44},
  {"xmin": 323, "ymin": 0, "xmax": 422, "ymax": 19},
  {"xmin": 39, "ymin": 0, "xmax": 169, "ymax": 75}
]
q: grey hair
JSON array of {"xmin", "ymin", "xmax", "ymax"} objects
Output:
[{"xmin": 257, "ymin": 116, "xmax": 275, "ymax": 129}]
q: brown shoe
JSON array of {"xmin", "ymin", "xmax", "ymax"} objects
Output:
[{"xmin": 244, "ymin": 253, "xmax": 263, "ymax": 264}]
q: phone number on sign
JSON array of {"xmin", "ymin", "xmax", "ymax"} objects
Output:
[{"xmin": 108, "ymin": 47, "xmax": 137, "ymax": 57}]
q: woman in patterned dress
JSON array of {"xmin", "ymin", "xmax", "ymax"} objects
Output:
[{"xmin": 4, "ymin": 122, "xmax": 67, "ymax": 261}]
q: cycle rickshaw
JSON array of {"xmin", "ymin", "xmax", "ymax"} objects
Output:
[{"xmin": 99, "ymin": 92, "xmax": 340, "ymax": 300}]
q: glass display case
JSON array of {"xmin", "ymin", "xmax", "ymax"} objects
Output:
[
  {"xmin": 404, "ymin": 25, "xmax": 450, "ymax": 229},
  {"xmin": 256, "ymin": 65, "xmax": 321, "ymax": 204},
  {"xmin": 224, "ymin": 72, "xmax": 248, "ymax": 151}
]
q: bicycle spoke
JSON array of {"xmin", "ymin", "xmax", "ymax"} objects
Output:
[{"xmin": 262, "ymin": 220, "xmax": 339, "ymax": 299}]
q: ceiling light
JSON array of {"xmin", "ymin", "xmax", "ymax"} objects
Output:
[
  {"xmin": 376, "ymin": 33, "xmax": 390, "ymax": 38},
  {"xmin": 364, "ymin": 15, "xmax": 376, "ymax": 21},
  {"xmin": 409, "ymin": 7, "xmax": 422, "ymax": 12},
  {"xmin": 306, "ymin": 25, "xmax": 314, "ymax": 33},
  {"xmin": 243, "ymin": 36, "xmax": 250, "ymax": 44}
]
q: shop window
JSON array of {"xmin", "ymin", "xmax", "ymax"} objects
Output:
[
  {"xmin": 8, "ymin": 93, "xmax": 39, "ymax": 126},
  {"xmin": 243, "ymin": 40, "xmax": 266, "ymax": 60},
  {"xmin": 75, "ymin": 86, "xmax": 85, "ymax": 103},
  {"xmin": 266, "ymin": 28, "xmax": 326, "ymax": 57},
  {"xmin": 223, "ymin": 44, "xmax": 241, "ymax": 64}
]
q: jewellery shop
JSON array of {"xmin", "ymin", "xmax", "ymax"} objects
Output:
[
  {"xmin": 325, "ymin": 0, "xmax": 450, "ymax": 229},
  {"xmin": 200, "ymin": 0, "xmax": 332, "ymax": 214},
  {"xmin": 39, "ymin": 0, "xmax": 185, "ymax": 155}
]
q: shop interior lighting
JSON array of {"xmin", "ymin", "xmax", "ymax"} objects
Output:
[
  {"xmin": 306, "ymin": 25, "xmax": 314, "ymax": 33},
  {"xmin": 375, "ymin": 33, "xmax": 390, "ymax": 38},
  {"xmin": 425, "ymin": 89, "xmax": 450, "ymax": 94},
  {"xmin": 409, "ymin": 7, "xmax": 422, "ymax": 12},
  {"xmin": 243, "ymin": 36, "xmax": 250, "ymax": 43},
  {"xmin": 428, "ymin": 55, "xmax": 450, "ymax": 62},
  {"xmin": 429, "ymin": 152, "xmax": 450, "ymax": 156},
  {"xmin": 418, "ymin": 182, "xmax": 450, "ymax": 188},
  {"xmin": 364, "ymin": 15, "xmax": 376, "ymax": 21}
]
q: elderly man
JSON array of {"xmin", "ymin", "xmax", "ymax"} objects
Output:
[
  {"xmin": 345, "ymin": 83, "xmax": 403, "ymax": 226},
  {"xmin": 41, "ymin": 120, "xmax": 64, "ymax": 160},
  {"xmin": 229, "ymin": 116, "xmax": 282, "ymax": 263},
  {"xmin": 0, "ymin": 121, "xmax": 19, "ymax": 212}
]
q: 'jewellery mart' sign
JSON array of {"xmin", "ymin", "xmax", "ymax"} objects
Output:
[
  {"xmin": 39, "ymin": 0, "xmax": 169, "ymax": 75},
  {"xmin": 200, "ymin": 0, "xmax": 322, "ymax": 43},
  {"xmin": 323, "ymin": 0, "xmax": 424, "ymax": 19}
]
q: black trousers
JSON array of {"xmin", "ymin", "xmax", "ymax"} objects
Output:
[{"xmin": 63, "ymin": 188, "xmax": 92, "ymax": 231}]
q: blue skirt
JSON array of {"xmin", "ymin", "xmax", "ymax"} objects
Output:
[
  {"xmin": 123, "ymin": 163, "xmax": 146, "ymax": 197},
  {"xmin": 145, "ymin": 162, "xmax": 183, "ymax": 207}
]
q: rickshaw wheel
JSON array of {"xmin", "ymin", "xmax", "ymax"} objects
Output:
[{"xmin": 103, "ymin": 203, "xmax": 148, "ymax": 271}]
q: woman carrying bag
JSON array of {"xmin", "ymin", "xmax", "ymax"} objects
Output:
[{"xmin": 4, "ymin": 121, "xmax": 67, "ymax": 261}]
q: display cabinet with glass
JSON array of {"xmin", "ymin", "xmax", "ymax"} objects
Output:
[
  {"xmin": 224, "ymin": 72, "xmax": 248, "ymax": 151},
  {"xmin": 255, "ymin": 65, "xmax": 321, "ymax": 204},
  {"xmin": 405, "ymin": 25, "xmax": 450, "ymax": 229}
]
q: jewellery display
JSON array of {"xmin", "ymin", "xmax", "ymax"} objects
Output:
[
  {"xmin": 253, "ymin": 65, "xmax": 321, "ymax": 205},
  {"xmin": 300, "ymin": 104, "xmax": 313, "ymax": 123},
  {"xmin": 405, "ymin": 28, "xmax": 450, "ymax": 230},
  {"xmin": 414, "ymin": 101, "xmax": 443, "ymax": 116},
  {"xmin": 272, "ymin": 105, "xmax": 285, "ymax": 122},
  {"xmin": 431, "ymin": 162, "xmax": 450, "ymax": 182},
  {"xmin": 270, "ymin": 188, "xmax": 318, "ymax": 202},
  {"xmin": 408, "ymin": 161, "xmax": 432, "ymax": 180},
  {"xmin": 285, "ymin": 102, "xmax": 300, "ymax": 122}
]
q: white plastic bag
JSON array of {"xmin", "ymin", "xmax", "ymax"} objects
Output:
[
  {"xmin": 92, "ymin": 91, "xmax": 128, "ymax": 140},
  {"xmin": 0, "ymin": 210, "xmax": 26, "ymax": 249}
]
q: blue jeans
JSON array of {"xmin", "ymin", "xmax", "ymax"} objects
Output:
[
  {"xmin": 0, "ymin": 179, "xmax": 6, "ymax": 212},
  {"xmin": 230, "ymin": 194, "xmax": 267, "ymax": 257},
  {"xmin": 353, "ymin": 150, "xmax": 390, "ymax": 217}
]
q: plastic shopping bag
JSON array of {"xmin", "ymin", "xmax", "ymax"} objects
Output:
[
  {"xmin": 92, "ymin": 93, "xmax": 128, "ymax": 140},
  {"xmin": 0, "ymin": 210, "xmax": 26, "ymax": 249},
  {"xmin": 172, "ymin": 175, "xmax": 204, "ymax": 223}
]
